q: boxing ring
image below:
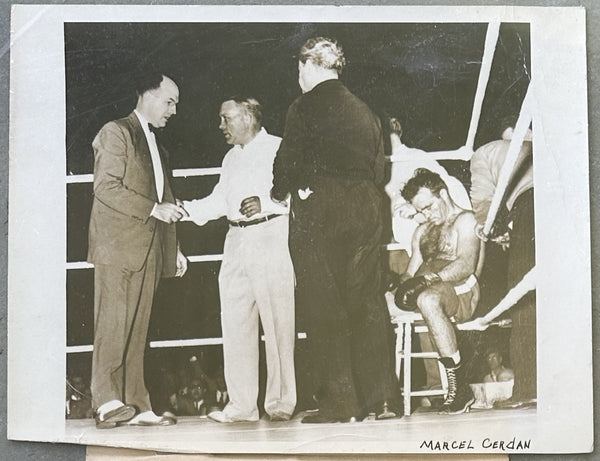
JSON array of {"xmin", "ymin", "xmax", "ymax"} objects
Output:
[
  {"xmin": 64, "ymin": 406, "xmax": 538, "ymax": 453},
  {"xmin": 64, "ymin": 21, "xmax": 536, "ymax": 443}
]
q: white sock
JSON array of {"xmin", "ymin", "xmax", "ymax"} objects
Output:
[
  {"xmin": 98, "ymin": 399, "xmax": 124, "ymax": 414},
  {"xmin": 450, "ymin": 351, "xmax": 461, "ymax": 366}
]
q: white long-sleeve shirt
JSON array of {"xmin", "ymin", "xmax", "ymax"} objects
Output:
[
  {"xmin": 134, "ymin": 110, "xmax": 164, "ymax": 203},
  {"xmin": 184, "ymin": 128, "xmax": 288, "ymax": 225},
  {"xmin": 470, "ymin": 139, "xmax": 533, "ymax": 226}
]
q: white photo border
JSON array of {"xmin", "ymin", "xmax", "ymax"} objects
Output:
[{"xmin": 7, "ymin": 4, "xmax": 592, "ymax": 454}]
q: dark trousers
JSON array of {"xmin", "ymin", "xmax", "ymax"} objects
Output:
[
  {"xmin": 91, "ymin": 230, "xmax": 163, "ymax": 412},
  {"xmin": 290, "ymin": 178, "xmax": 398, "ymax": 418},
  {"xmin": 507, "ymin": 189, "xmax": 536, "ymax": 400}
]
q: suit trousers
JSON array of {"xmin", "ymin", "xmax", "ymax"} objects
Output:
[
  {"xmin": 91, "ymin": 228, "xmax": 163, "ymax": 412},
  {"xmin": 507, "ymin": 189, "xmax": 536, "ymax": 401},
  {"xmin": 219, "ymin": 216, "xmax": 296, "ymax": 418},
  {"xmin": 290, "ymin": 178, "xmax": 399, "ymax": 419}
]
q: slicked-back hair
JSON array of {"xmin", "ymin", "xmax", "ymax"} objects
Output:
[
  {"xmin": 299, "ymin": 37, "xmax": 346, "ymax": 74},
  {"xmin": 135, "ymin": 72, "xmax": 166, "ymax": 98},
  {"xmin": 225, "ymin": 95, "xmax": 263, "ymax": 132},
  {"xmin": 401, "ymin": 168, "xmax": 448, "ymax": 202}
]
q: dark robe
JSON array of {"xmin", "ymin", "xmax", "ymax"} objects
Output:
[{"xmin": 272, "ymin": 79, "xmax": 398, "ymax": 418}]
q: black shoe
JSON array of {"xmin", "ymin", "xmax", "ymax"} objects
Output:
[
  {"xmin": 301, "ymin": 412, "xmax": 354, "ymax": 424},
  {"xmin": 375, "ymin": 401, "xmax": 401, "ymax": 420},
  {"xmin": 437, "ymin": 358, "xmax": 475, "ymax": 415}
]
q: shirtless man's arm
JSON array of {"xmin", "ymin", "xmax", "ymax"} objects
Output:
[{"xmin": 405, "ymin": 225, "xmax": 425, "ymax": 278}]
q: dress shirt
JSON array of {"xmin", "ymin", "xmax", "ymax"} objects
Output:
[
  {"xmin": 184, "ymin": 128, "xmax": 289, "ymax": 225},
  {"xmin": 470, "ymin": 139, "xmax": 533, "ymax": 225},
  {"xmin": 134, "ymin": 110, "xmax": 164, "ymax": 203}
]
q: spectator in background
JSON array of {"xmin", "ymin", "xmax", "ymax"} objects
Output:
[
  {"xmin": 188, "ymin": 354, "xmax": 211, "ymax": 384},
  {"xmin": 483, "ymin": 348, "xmax": 514, "ymax": 383},
  {"xmin": 66, "ymin": 375, "xmax": 93, "ymax": 420},
  {"xmin": 176, "ymin": 377, "xmax": 210, "ymax": 417},
  {"xmin": 149, "ymin": 367, "xmax": 179, "ymax": 416},
  {"xmin": 164, "ymin": 364, "xmax": 192, "ymax": 414},
  {"xmin": 210, "ymin": 365, "xmax": 229, "ymax": 412}
]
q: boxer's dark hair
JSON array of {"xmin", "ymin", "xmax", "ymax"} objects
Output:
[{"xmin": 401, "ymin": 168, "xmax": 448, "ymax": 202}]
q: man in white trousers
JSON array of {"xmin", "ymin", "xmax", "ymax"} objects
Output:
[{"xmin": 183, "ymin": 96, "xmax": 296, "ymax": 422}]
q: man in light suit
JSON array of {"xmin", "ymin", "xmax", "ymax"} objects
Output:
[
  {"xmin": 87, "ymin": 72, "xmax": 189, "ymax": 428},
  {"xmin": 183, "ymin": 97, "xmax": 296, "ymax": 423}
]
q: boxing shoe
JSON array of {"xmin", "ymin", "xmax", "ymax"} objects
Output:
[{"xmin": 437, "ymin": 357, "xmax": 475, "ymax": 415}]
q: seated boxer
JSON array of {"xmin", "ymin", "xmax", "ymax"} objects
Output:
[{"xmin": 392, "ymin": 168, "xmax": 480, "ymax": 414}]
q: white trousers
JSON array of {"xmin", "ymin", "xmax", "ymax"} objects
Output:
[{"xmin": 219, "ymin": 215, "xmax": 296, "ymax": 418}]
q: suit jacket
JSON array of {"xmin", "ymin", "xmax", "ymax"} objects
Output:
[
  {"xmin": 272, "ymin": 79, "xmax": 385, "ymax": 200},
  {"xmin": 87, "ymin": 112, "xmax": 177, "ymax": 276}
]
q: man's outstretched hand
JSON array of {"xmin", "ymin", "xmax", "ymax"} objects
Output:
[{"xmin": 152, "ymin": 202, "xmax": 189, "ymax": 223}]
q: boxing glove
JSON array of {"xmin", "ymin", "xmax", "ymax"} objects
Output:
[
  {"xmin": 394, "ymin": 276, "xmax": 428, "ymax": 311},
  {"xmin": 385, "ymin": 271, "xmax": 402, "ymax": 292}
]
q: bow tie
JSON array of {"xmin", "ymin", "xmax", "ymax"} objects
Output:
[{"xmin": 148, "ymin": 123, "xmax": 160, "ymax": 135}]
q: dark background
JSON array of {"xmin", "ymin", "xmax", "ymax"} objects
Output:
[
  {"xmin": 65, "ymin": 21, "xmax": 528, "ymax": 174},
  {"xmin": 6, "ymin": 2, "xmax": 600, "ymax": 460},
  {"xmin": 65, "ymin": 21, "xmax": 529, "ymax": 342}
]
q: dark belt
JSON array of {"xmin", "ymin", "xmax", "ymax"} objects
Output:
[{"xmin": 228, "ymin": 214, "xmax": 283, "ymax": 228}]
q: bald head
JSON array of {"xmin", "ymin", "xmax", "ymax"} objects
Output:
[{"xmin": 136, "ymin": 74, "xmax": 179, "ymax": 128}]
